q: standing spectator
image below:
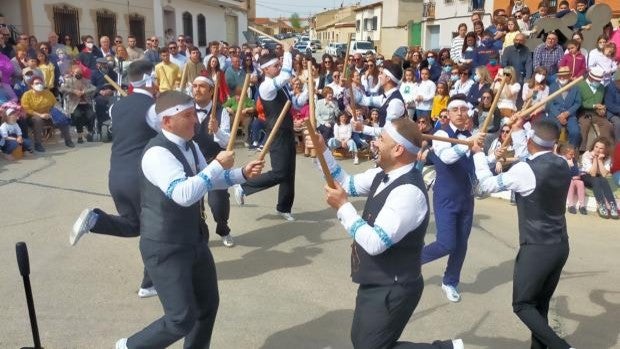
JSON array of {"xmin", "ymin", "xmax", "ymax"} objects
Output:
[
  {"xmin": 580, "ymin": 137, "xmax": 619, "ymax": 219},
  {"xmin": 176, "ymin": 35, "xmax": 188, "ymax": 56},
  {"xmin": 78, "ymin": 36, "xmax": 98, "ymax": 69},
  {"xmin": 533, "ymin": 32, "xmax": 563, "ymax": 78},
  {"xmin": 206, "ymin": 55, "xmax": 229, "ymax": 104},
  {"xmin": 10, "ymin": 44, "xmax": 28, "ymax": 85},
  {"xmin": 0, "ymin": 27, "xmax": 14, "ymax": 58},
  {"xmin": 167, "ymin": 41, "xmax": 187, "ymax": 72},
  {"xmin": 126, "ymin": 35, "xmax": 144, "ymax": 61},
  {"xmin": 474, "ymin": 31, "xmax": 499, "ymax": 67},
  {"xmin": 320, "ymin": 54, "xmax": 334, "ymax": 85},
  {"xmin": 546, "ymin": 67, "xmax": 582, "ymax": 147},
  {"xmin": 412, "ymin": 67, "xmax": 436, "ymax": 119},
  {"xmin": 423, "ymin": 51, "xmax": 442, "ymax": 82},
  {"xmin": 63, "ymin": 35, "xmax": 79, "ymax": 58},
  {"xmin": 203, "ymin": 41, "xmax": 226, "ymax": 71},
  {"xmin": 48, "ymin": 32, "xmax": 65, "ymax": 53},
  {"xmin": 451, "ymin": 24, "xmax": 468, "ymax": 65},
  {"xmin": 144, "ymin": 36, "xmax": 161, "ymax": 64},
  {"xmin": 179, "ymin": 46, "xmax": 206, "ymax": 94},
  {"xmin": 604, "ymin": 74, "xmax": 620, "ymax": 142},
  {"xmin": 467, "ymin": 66, "xmax": 492, "ymax": 108},
  {"xmin": 361, "ymin": 58, "xmax": 380, "ymax": 95},
  {"xmin": 588, "ymin": 41, "xmax": 618, "ymax": 87},
  {"xmin": 154, "ymin": 48, "xmax": 180, "ymax": 92},
  {"xmin": 449, "ymin": 67, "xmax": 474, "ymax": 96},
  {"xmin": 225, "ymin": 55, "xmax": 244, "ymax": 92},
  {"xmin": 59, "ymin": 64, "xmax": 97, "ymax": 143},
  {"xmin": 400, "ymin": 68, "xmax": 417, "ymax": 119},
  {"xmin": 503, "ymin": 17, "xmax": 521, "ymax": 50},
  {"xmin": 36, "ymin": 50, "xmax": 55, "ymax": 91},
  {"xmin": 501, "ymin": 33, "xmax": 532, "ymax": 85},
  {"xmin": 559, "ymin": 39, "xmax": 587, "ymax": 79},
  {"xmin": 431, "ymin": 82, "xmax": 449, "ymax": 122},
  {"xmin": 114, "ymin": 45, "xmax": 130, "ymax": 85},
  {"xmin": 577, "ymin": 67, "xmax": 614, "ymax": 151},
  {"xmin": 493, "ymin": 66, "xmax": 521, "ymax": 118},
  {"xmin": 99, "ymin": 36, "xmax": 114, "ymax": 57},
  {"xmin": 352, "ymin": 53, "xmax": 366, "ymax": 75}
]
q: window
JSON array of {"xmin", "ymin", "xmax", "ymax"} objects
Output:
[
  {"xmin": 129, "ymin": 14, "xmax": 145, "ymax": 48},
  {"xmin": 96, "ymin": 10, "xmax": 117, "ymax": 40},
  {"xmin": 364, "ymin": 18, "xmax": 377, "ymax": 31},
  {"xmin": 182, "ymin": 12, "xmax": 193, "ymax": 38},
  {"xmin": 53, "ymin": 5, "xmax": 79, "ymax": 43},
  {"xmin": 356, "ymin": 20, "xmax": 360, "ymax": 32},
  {"xmin": 197, "ymin": 14, "xmax": 206, "ymax": 46},
  {"xmin": 372, "ymin": 16, "xmax": 378, "ymax": 30}
]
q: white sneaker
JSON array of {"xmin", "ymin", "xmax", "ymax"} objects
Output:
[
  {"xmin": 222, "ymin": 234, "xmax": 235, "ymax": 247},
  {"xmin": 277, "ymin": 211, "xmax": 295, "ymax": 221},
  {"xmin": 138, "ymin": 286, "xmax": 157, "ymax": 298},
  {"xmin": 115, "ymin": 338, "xmax": 128, "ymax": 349},
  {"xmin": 441, "ymin": 283, "xmax": 461, "ymax": 302},
  {"xmin": 452, "ymin": 338, "xmax": 464, "ymax": 349},
  {"xmin": 353, "ymin": 156, "xmax": 359, "ymax": 165},
  {"xmin": 233, "ymin": 184, "xmax": 245, "ymax": 205},
  {"xmin": 70, "ymin": 208, "xmax": 97, "ymax": 246}
]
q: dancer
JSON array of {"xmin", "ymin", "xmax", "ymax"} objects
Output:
[
  {"xmin": 115, "ymin": 91, "xmax": 263, "ymax": 349},
  {"xmin": 421, "ymin": 94, "xmax": 480, "ymax": 303},
  {"xmin": 192, "ymin": 75, "xmax": 235, "ymax": 247},
  {"xmin": 233, "ymin": 43, "xmax": 297, "ymax": 221},
  {"xmin": 70, "ymin": 60, "xmax": 159, "ymax": 298},
  {"xmin": 472, "ymin": 119, "xmax": 575, "ymax": 349},
  {"xmin": 319, "ymin": 117, "xmax": 463, "ymax": 349}
]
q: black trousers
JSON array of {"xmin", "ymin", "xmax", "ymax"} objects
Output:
[
  {"xmin": 513, "ymin": 242, "xmax": 571, "ymax": 349},
  {"xmin": 128, "ymin": 238, "xmax": 219, "ymax": 349},
  {"xmin": 71, "ymin": 104, "xmax": 94, "ymax": 133},
  {"xmin": 581, "ymin": 174, "xmax": 617, "ymax": 206},
  {"xmin": 91, "ymin": 172, "xmax": 152, "ymax": 289},
  {"xmin": 206, "ymin": 189, "xmax": 230, "ymax": 237},
  {"xmin": 351, "ymin": 278, "xmax": 455, "ymax": 349},
  {"xmin": 242, "ymin": 130, "xmax": 296, "ymax": 213}
]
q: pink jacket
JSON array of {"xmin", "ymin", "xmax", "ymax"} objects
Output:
[
  {"xmin": 558, "ymin": 52, "xmax": 587, "ymax": 79},
  {"xmin": 611, "ymin": 28, "xmax": 620, "ymax": 62}
]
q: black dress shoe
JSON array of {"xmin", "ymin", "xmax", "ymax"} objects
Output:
[
  {"xmin": 86, "ymin": 133, "xmax": 94, "ymax": 142},
  {"xmin": 65, "ymin": 140, "xmax": 75, "ymax": 148}
]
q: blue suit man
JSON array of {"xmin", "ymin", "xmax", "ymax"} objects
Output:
[
  {"xmin": 545, "ymin": 70, "xmax": 581, "ymax": 147},
  {"xmin": 604, "ymin": 78, "xmax": 620, "ymax": 142}
]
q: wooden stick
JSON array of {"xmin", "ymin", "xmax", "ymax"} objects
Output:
[
  {"xmin": 304, "ymin": 119, "xmax": 336, "ymax": 189},
  {"xmin": 208, "ymin": 74, "xmax": 220, "ymax": 135},
  {"xmin": 226, "ymin": 73, "xmax": 251, "ymax": 151},
  {"xmin": 421, "ymin": 133, "xmax": 472, "ymax": 146},
  {"xmin": 258, "ymin": 100, "xmax": 292, "ymax": 160},
  {"xmin": 248, "ymin": 26, "xmax": 285, "ymax": 45},
  {"xmin": 502, "ymin": 98, "xmax": 533, "ymax": 148},
  {"xmin": 342, "ymin": 33, "xmax": 354, "ymax": 80},
  {"xmin": 480, "ymin": 75, "xmax": 506, "ymax": 133},
  {"xmin": 307, "ymin": 61, "xmax": 317, "ymax": 129},
  {"xmin": 103, "ymin": 74, "xmax": 127, "ymax": 97},
  {"xmin": 519, "ymin": 76, "xmax": 584, "ymax": 117}
]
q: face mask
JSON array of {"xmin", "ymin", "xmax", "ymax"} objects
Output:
[
  {"xmin": 427, "ymin": 57, "xmax": 435, "ymax": 65},
  {"xmin": 85, "ymin": 42, "xmax": 94, "ymax": 49},
  {"xmin": 590, "ymin": 81, "xmax": 601, "ymax": 89},
  {"xmin": 451, "ymin": 75, "xmax": 459, "ymax": 82},
  {"xmin": 514, "ymin": 43, "xmax": 523, "ymax": 49},
  {"xmin": 33, "ymin": 84, "xmax": 44, "ymax": 92},
  {"xmin": 489, "ymin": 59, "xmax": 497, "ymax": 66},
  {"xmin": 473, "ymin": 75, "xmax": 480, "ymax": 82},
  {"xmin": 598, "ymin": 44, "xmax": 605, "ymax": 50},
  {"xmin": 443, "ymin": 66, "xmax": 452, "ymax": 73},
  {"xmin": 376, "ymin": 59, "xmax": 383, "ymax": 66},
  {"xmin": 24, "ymin": 76, "xmax": 32, "ymax": 84},
  {"xmin": 466, "ymin": 47, "xmax": 474, "ymax": 52},
  {"xmin": 74, "ymin": 73, "xmax": 83, "ymax": 80},
  {"xmin": 557, "ymin": 78, "xmax": 568, "ymax": 85},
  {"xmin": 535, "ymin": 73, "xmax": 545, "ymax": 83},
  {"xmin": 483, "ymin": 39, "xmax": 493, "ymax": 46},
  {"xmin": 107, "ymin": 61, "xmax": 115, "ymax": 68},
  {"xmin": 58, "ymin": 53, "xmax": 65, "ymax": 59}
]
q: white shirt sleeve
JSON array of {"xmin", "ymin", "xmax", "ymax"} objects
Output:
[
  {"xmin": 258, "ymin": 52, "xmax": 293, "ymax": 102},
  {"xmin": 141, "ymin": 146, "xmax": 245, "ymax": 207},
  {"xmin": 511, "ymin": 129, "xmax": 529, "ymax": 160},
  {"xmin": 212, "ymin": 107, "xmax": 231, "ymax": 148},
  {"xmin": 316, "ymin": 149, "xmax": 381, "ymax": 197},
  {"xmin": 432, "ymin": 129, "xmax": 470, "ymax": 164},
  {"xmin": 362, "ymin": 124, "xmax": 382, "ymax": 137},
  {"xmin": 474, "ymin": 152, "xmax": 536, "ymax": 196},
  {"xmin": 145, "ymin": 104, "xmax": 161, "ymax": 132},
  {"xmin": 386, "ymin": 98, "xmax": 405, "ymax": 121}
]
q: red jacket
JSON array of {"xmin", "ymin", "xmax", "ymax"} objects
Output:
[
  {"xmin": 558, "ymin": 53, "xmax": 587, "ymax": 79},
  {"xmin": 612, "ymin": 142, "xmax": 620, "ymax": 174}
]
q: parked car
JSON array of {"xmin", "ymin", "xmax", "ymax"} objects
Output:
[
  {"xmin": 261, "ymin": 39, "xmax": 278, "ymax": 50},
  {"xmin": 294, "ymin": 42, "xmax": 312, "ymax": 55},
  {"xmin": 311, "ymin": 40, "xmax": 322, "ymax": 50},
  {"xmin": 349, "ymin": 40, "xmax": 376, "ymax": 55},
  {"xmin": 334, "ymin": 43, "xmax": 348, "ymax": 58}
]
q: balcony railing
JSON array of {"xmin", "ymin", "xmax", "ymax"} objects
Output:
[{"xmin": 423, "ymin": 2, "xmax": 436, "ymax": 19}]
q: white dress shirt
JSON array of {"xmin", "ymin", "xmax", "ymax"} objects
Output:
[
  {"xmin": 449, "ymin": 79, "xmax": 474, "ymax": 96},
  {"xmin": 258, "ymin": 52, "xmax": 293, "ymax": 102},
  {"xmin": 356, "ymin": 86, "xmax": 405, "ymax": 121},
  {"xmin": 141, "ymin": 129, "xmax": 245, "ymax": 207},
  {"xmin": 319, "ymin": 150, "xmax": 428, "ymax": 256},
  {"xmin": 411, "ymin": 79, "xmax": 436, "ymax": 111},
  {"xmin": 195, "ymin": 101, "xmax": 231, "ymax": 148},
  {"xmin": 433, "ymin": 123, "xmax": 471, "ymax": 164},
  {"xmin": 171, "ymin": 53, "xmax": 188, "ymax": 71}
]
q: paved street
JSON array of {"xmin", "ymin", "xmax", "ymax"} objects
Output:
[{"xmin": 0, "ymin": 139, "xmax": 619, "ymax": 349}]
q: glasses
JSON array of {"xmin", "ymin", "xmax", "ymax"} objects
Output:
[
  {"xmin": 440, "ymin": 115, "xmax": 448, "ymax": 119},
  {"xmin": 354, "ymin": 58, "xmax": 361, "ymax": 61},
  {"xmin": 169, "ymin": 46, "xmax": 177, "ymax": 50},
  {"xmin": 460, "ymin": 72, "xmax": 469, "ymax": 76},
  {"xmin": 177, "ymin": 38, "xmax": 184, "ymax": 42},
  {"xmin": 417, "ymin": 120, "xmax": 427, "ymax": 124},
  {"xmin": 481, "ymin": 95, "xmax": 492, "ymax": 99},
  {"xmin": 501, "ymin": 130, "xmax": 510, "ymax": 133},
  {"xmin": 114, "ymin": 40, "xmax": 122, "ymax": 43},
  {"xmin": 324, "ymin": 61, "xmax": 332, "ymax": 64},
  {"xmin": 516, "ymin": 15, "xmax": 522, "ymax": 19},
  {"xmin": 368, "ymin": 64, "xmax": 375, "ymax": 67}
]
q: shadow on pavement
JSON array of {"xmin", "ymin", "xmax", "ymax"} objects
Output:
[{"xmin": 456, "ymin": 311, "xmax": 530, "ymax": 348}]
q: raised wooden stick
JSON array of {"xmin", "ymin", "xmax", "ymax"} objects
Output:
[
  {"xmin": 248, "ymin": 26, "xmax": 285, "ymax": 45},
  {"xmin": 520, "ymin": 76, "xmax": 584, "ymax": 117},
  {"xmin": 480, "ymin": 75, "xmax": 507, "ymax": 133},
  {"xmin": 258, "ymin": 100, "xmax": 292, "ymax": 160},
  {"xmin": 226, "ymin": 73, "xmax": 251, "ymax": 151},
  {"xmin": 307, "ymin": 61, "xmax": 317, "ymax": 129},
  {"xmin": 304, "ymin": 119, "xmax": 336, "ymax": 189},
  {"xmin": 103, "ymin": 74, "xmax": 127, "ymax": 97},
  {"xmin": 208, "ymin": 74, "xmax": 220, "ymax": 135},
  {"xmin": 421, "ymin": 133, "xmax": 472, "ymax": 146},
  {"xmin": 501, "ymin": 98, "xmax": 533, "ymax": 148},
  {"xmin": 342, "ymin": 33, "xmax": 354, "ymax": 80}
]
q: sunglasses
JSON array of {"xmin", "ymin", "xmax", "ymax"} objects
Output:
[
  {"xmin": 481, "ymin": 96, "xmax": 492, "ymax": 99},
  {"xmin": 324, "ymin": 61, "xmax": 332, "ymax": 64},
  {"xmin": 440, "ymin": 115, "xmax": 448, "ymax": 119},
  {"xmin": 501, "ymin": 130, "xmax": 510, "ymax": 133},
  {"xmin": 115, "ymin": 40, "xmax": 122, "ymax": 43}
]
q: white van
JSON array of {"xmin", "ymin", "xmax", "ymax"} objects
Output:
[{"xmin": 349, "ymin": 41, "xmax": 376, "ymax": 55}]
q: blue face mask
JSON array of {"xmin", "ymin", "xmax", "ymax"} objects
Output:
[
  {"xmin": 451, "ymin": 75, "xmax": 459, "ymax": 82},
  {"xmin": 473, "ymin": 75, "xmax": 480, "ymax": 82},
  {"xmin": 443, "ymin": 66, "xmax": 452, "ymax": 73},
  {"xmin": 489, "ymin": 59, "xmax": 497, "ymax": 66},
  {"xmin": 483, "ymin": 39, "xmax": 493, "ymax": 46},
  {"xmin": 590, "ymin": 81, "xmax": 601, "ymax": 89},
  {"xmin": 427, "ymin": 57, "xmax": 435, "ymax": 65}
]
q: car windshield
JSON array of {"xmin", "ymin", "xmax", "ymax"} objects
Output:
[{"xmin": 356, "ymin": 42, "xmax": 373, "ymax": 50}]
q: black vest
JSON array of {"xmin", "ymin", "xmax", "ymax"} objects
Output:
[
  {"xmin": 140, "ymin": 133, "xmax": 208, "ymax": 244},
  {"xmin": 110, "ymin": 93, "xmax": 158, "ymax": 175},
  {"xmin": 193, "ymin": 105, "xmax": 224, "ymax": 162},
  {"xmin": 516, "ymin": 152, "xmax": 571, "ymax": 245},
  {"xmin": 260, "ymin": 88, "xmax": 292, "ymax": 133},
  {"xmin": 351, "ymin": 168, "xmax": 430, "ymax": 285},
  {"xmin": 378, "ymin": 89, "xmax": 405, "ymax": 127}
]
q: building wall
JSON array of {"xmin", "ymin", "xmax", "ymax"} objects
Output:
[
  {"xmin": 381, "ymin": 26, "xmax": 410, "ymax": 55},
  {"xmin": 355, "ymin": 5, "xmax": 382, "ymax": 42}
]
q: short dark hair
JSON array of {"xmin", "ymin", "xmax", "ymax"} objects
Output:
[
  {"xmin": 127, "ymin": 60, "xmax": 154, "ymax": 82},
  {"xmin": 532, "ymin": 119, "xmax": 560, "ymax": 148}
]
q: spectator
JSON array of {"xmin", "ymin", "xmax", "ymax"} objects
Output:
[
  {"xmin": 474, "ymin": 31, "xmax": 499, "ymax": 67},
  {"xmin": 412, "ymin": 67, "xmax": 436, "ymax": 119},
  {"xmin": 320, "ymin": 54, "xmax": 334, "ymax": 85},
  {"xmin": 352, "ymin": 53, "xmax": 366, "ymax": 74},
  {"xmin": 521, "ymin": 66, "xmax": 550, "ymax": 122},
  {"xmin": 154, "ymin": 48, "xmax": 180, "ymax": 92},
  {"xmin": 327, "ymin": 112, "xmax": 359, "ymax": 165},
  {"xmin": 48, "ymin": 32, "xmax": 65, "ymax": 53},
  {"xmin": 559, "ymin": 39, "xmax": 587, "ymax": 79},
  {"xmin": 1, "ymin": 107, "xmax": 32, "ymax": 157},
  {"xmin": 403, "ymin": 48, "xmax": 423, "ymax": 80},
  {"xmin": 0, "ymin": 72, "xmax": 17, "ymax": 104},
  {"xmin": 588, "ymin": 40, "xmax": 618, "ymax": 87},
  {"xmin": 533, "ymin": 32, "xmax": 563, "ymax": 78},
  {"xmin": 503, "ymin": 17, "xmax": 521, "ymax": 50},
  {"xmin": 400, "ymin": 68, "xmax": 417, "ymax": 119},
  {"xmin": 0, "ymin": 27, "xmax": 14, "ymax": 58},
  {"xmin": 493, "ymin": 66, "xmax": 521, "ymax": 117},
  {"xmin": 10, "ymin": 44, "xmax": 28, "ymax": 85},
  {"xmin": 568, "ymin": 32, "xmax": 589, "ymax": 62},
  {"xmin": 558, "ymin": 143, "xmax": 587, "ymax": 215},
  {"xmin": 99, "ymin": 36, "xmax": 114, "ymax": 57},
  {"xmin": 486, "ymin": 124, "xmax": 516, "ymax": 174},
  {"xmin": 206, "ymin": 55, "xmax": 229, "ymax": 104},
  {"xmin": 516, "ymin": 7, "xmax": 532, "ymax": 34},
  {"xmin": 203, "ymin": 41, "xmax": 226, "ymax": 71},
  {"xmin": 126, "ymin": 35, "xmax": 144, "ymax": 61},
  {"xmin": 315, "ymin": 85, "xmax": 339, "ymax": 141},
  {"xmin": 473, "ymin": 90, "xmax": 502, "ymax": 139},
  {"xmin": 424, "ymin": 51, "xmax": 442, "ymax": 82},
  {"xmin": 451, "ymin": 24, "xmax": 468, "ymax": 65},
  {"xmin": 21, "ymin": 75, "xmax": 74, "ymax": 151},
  {"xmin": 530, "ymin": 2, "xmax": 549, "ymax": 28},
  {"xmin": 179, "ymin": 46, "xmax": 206, "ymax": 94},
  {"xmin": 612, "ymin": 142, "xmax": 620, "ymax": 186},
  {"xmin": 78, "ymin": 36, "xmax": 98, "ymax": 69},
  {"xmin": 580, "ymin": 137, "xmax": 619, "ymax": 219},
  {"xmin": 59, "ymin": 64, "xmax": 97, "ymax": 143},
  {"xmin": 361, "ymin": 58, "xmax": 380, "ymax": 96},
  {"xmin": 114, "ymin": 45, "xmax": 130, "ymax": 85},
  {"xmin": 604, "ymin": 74, "xmax": 620, "ymax": 142},
  {"xmin": 460, "ymin": 32, "xmax": 477, "ymax": 69},
  {"xmin": 467, "ymin": 66, "xmax": 492, "ymax": 108},
  {"xmin": 326, "ymin": 69, "xmax": 345, "ymax": 103},
  {"xmin": 573, "ymin": 0, "xmax": 592, "ymax": 31},
  {"xmin": 449, "ymin": 67, "xmax": 474, "ymax": 96},
  {"xmin": 225, "ymin": 55, "xmax": 244, "ymax": 92},
  {"xmin": 485, "ymin": 52, "xmax": 501, "ymax": 79},
  {"xmin": 176, "ymin": 35, "xmax": 188, "ymax": 56},
  {"xmin": 473, "ymin": 21, "xmax": 485, "ymax": 46},
  {"xmin": 546, "ymin": 66, "xmax": 582, "ymax": 147},
  {"xmin": 168, "ymin": 41, "xmax": 187, "ymax": 71},
  {"xmin": 438, "ymin": 59, "xmax": 455, "ymax": 85},
  {"xmin": 431, "ymin": 82, "xmax": 449, "ymax": 122},
  {"xmin": 144, "ymin": 36, "xmax": 161, "ymax": 64},
  {"xmin": 14, "ymin": 67, "xmax": 34, "ymax": 99},
  {"xmin": 501, "ymin": 33, "xmax": 532, "ymax": 85},
  {"xmin": 36, "ymin": 50, "xmax": 55, "ymax": 91},
  {"xmin": 577, "ymin": 67, "xmax": 614, "ymax": 151},
  {"xmin": 63, "ymin": 35, "xmax": 79, "ymax": 58},
  {"xmin": 56, "ymin": 48, "xmax": 73, "ymax": 78},
  {"xmin": 0, "ymin": 52, "xmax": 14, "ymax": 86}
]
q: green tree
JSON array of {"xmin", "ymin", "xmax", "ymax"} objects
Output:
[{"xmin": 290, "ymin": 13, "xmax": 301, "ymax": 30}]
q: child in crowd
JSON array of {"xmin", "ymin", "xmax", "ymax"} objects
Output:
[
  {"xmin": 413, "ymin": 67, "xmax": 436, "ymax": 120},
  {"xmin": 400, "ymin": 68, "xmax": 417, "ymax": 119},
  {"xmin": 352, "ymin": 107, "xmax": 370, "ymax": 150},
  {"xmin": 559, "ymin": 143, "xmax": 587, "ymax": 215},
  {"xmin": 431, "ymin": 82, "xmax": 449, "ymax": 123},
  {"xmin": 1, "ymin": 107, "xmax": 33, "ymax": 159},
  {"xmin": 328, "ymin": 113, "xmax": 359, "ymax": 165},
  {"xmin": 580, "ymin": 137, "xmax": 619, "ymax": 219},
  {"xmin": 485, "ymin": 52, "xmax": 501, "ymax": 79}
]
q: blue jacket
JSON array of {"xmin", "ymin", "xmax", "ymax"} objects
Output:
[
  {"xmin": 546, "ymin": 82, "xmax": 581, "ymax": 119},
  {"xmin": 604, "ymin": 81, "xmax": 620, "ymax": 116}
]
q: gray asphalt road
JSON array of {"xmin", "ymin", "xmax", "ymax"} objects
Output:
[{"xmin": 1, "ymin": 139, "xmax": 618, "ymax": 348}]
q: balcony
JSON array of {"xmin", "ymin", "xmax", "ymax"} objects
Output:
[{"xmin": 423, "ymin": 1, "xmax": 436, "ymax": 19}]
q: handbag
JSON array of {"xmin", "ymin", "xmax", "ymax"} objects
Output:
[{"xmin": 50, "ymin": 106, "xmax": 71, "ymax": 126}]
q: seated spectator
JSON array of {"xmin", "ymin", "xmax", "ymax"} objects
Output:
[
  {"xmin": 77, "ymin": 35, "xmax": 98, "ymax": 70},
  {"xmin": 546, "ymin": 67, "xmax": 582, "ymax": 147},
  {"xmin": 467, "ymin": 66, "xmax": 492, "ymax": 108},
  {"xmin": 580, "ymin": 137, "xmax": 619, "ymax": 219},
  {"xmin": 558, "ymin": 143, "xmax": 587, "ymax": 215},
  {"xmin": 533, "ymin": 32, "xmax": 563, "ymax": 80},
  {"xmin": 10, "ymin": 44, "xmax": 28, "ymax": 85},
  {"xmin": 486, "ymin": 124, "xmax": 517, "ymax": 174},
  {"xmin": 501, "ymin": 33, "xmax": 532, "ymax": 85},
  {"xmin": 605, "ymin": 73, "xmax": 620, "ymax": 142},
  {"xmin": 473, "ymin": 90, "xmax": 502, "ymax": 148},
  {"xmin": 0, "ymin": 72, "xmax": 17, "ymax": 104},
  {"xmin": 460, "ymin": 32, "xmax": 477, "ymax": 69},
  {"xmin": 361, "ymin": 58, "xmax": 380, "ymax": 96},
  {"xmin": 573, "ymin": 0, "xmax": 592, "ymax": 31},
  {"xmin": 493, "ymin": 66, "xmax": 521, "ymax": 118},
  {"xmin": 315, "ymin": 86, "xmax": 340, "ymax": 141},
  {"xmin": 59, "ymin": 64, "xmax": 97, "ymax": 143},
  {"xmin": 449, "ymin": 67, "xmax": 474, "ymax": 96},
  {"xmin": 432, "ymin": 82, "xmax": 449, "ymax": 123},
  {"xmin": 485, "ymin": 53, "xmax": 501, "ymax": 80},
  {"xmin": 56, "ymin": 48, "xmax": 73, "ymax": 78},
  {"xmin": 21, "ymin": 75, "xmax": 74, "ymax": 151},
  {"xmin": 559, "ymin": 40, "xmax": 587, "ymax": 80},
  {"xmin": 503, "ymin": 17, "xmax": 521, "ymax": 51},
  {"xmin": 577, "ymin": 67, "xmax": 614, "ymax": 152},
  {"xmin": 474, "ymin": 31, "xmax": 499, "ymax": 67},
  {"xmin": 0, "ymin": 51, "xmax": 13, "ymax": 86},
  {"xmin": 423, "ymin": 51, "xmax": 442, "ymax": 82},
  {"xmin": 62, "ymin": 35, "xmax": 79, "ymax": 58},
  {"xmin": 0, "ymin": 106, "xmax": 32, "ymax": 158},
  {"xmin": 328, "ymin": 112, "xmax": 359, "ymax": 165},
  {"xmin": 521, "ymin": 66, "xmax": 550, "ymax": 122}
]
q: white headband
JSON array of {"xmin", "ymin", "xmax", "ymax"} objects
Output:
[
  {"xmin": 447, "ymin": 99, "xmax": 469, "ymax": 110},
  {"xmin": 260, "ymin": 58, "xmax": 279, "ymax": 69},
  {"xmin": 383, "ymin": 69, "xmax": 399, "ymax": 84},
  {"xmin": 384, "ymin": 121, "xmax": 420, "ymax": 155},
  {"xmin": 527, "ymin": 129, "xmax": 555, "ymax": 148},
  {"xmin": 5, "ymin": 108, "xmax": 15, "ymax": 116},
  {"xmin": 193, "ymin": 76, "xmax": 214, "ymax": 86},
  {"xmin": 132, "ymin": 73, "xmax": 154, "ymax": 88},
  {"xmin": 156, "ymin": 101, "xmax": 195, "ymax": 120}
]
